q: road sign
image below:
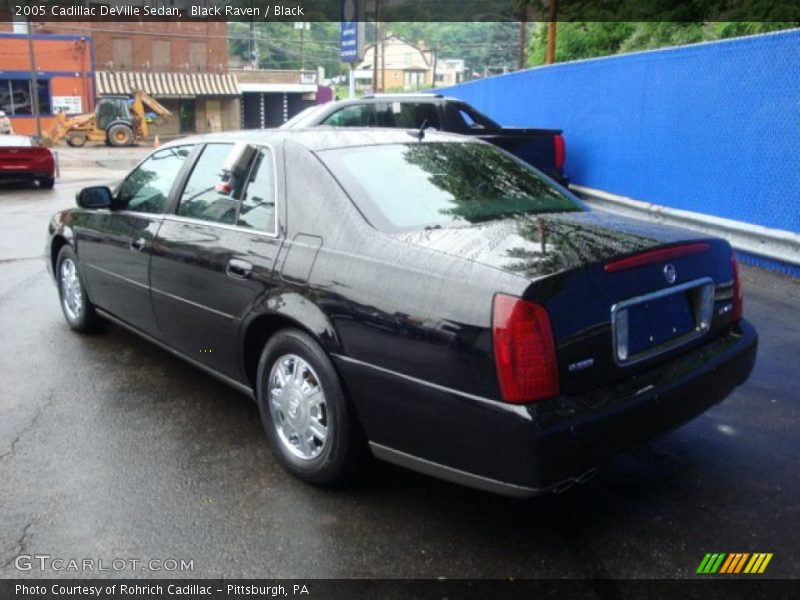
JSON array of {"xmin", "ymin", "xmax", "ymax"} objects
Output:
[{"xmin": 340, "ymin": 0, "xmax": 364, "ymax": 63}]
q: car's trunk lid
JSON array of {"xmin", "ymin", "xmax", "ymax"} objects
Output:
[{"xmin": 394, "ymin": 211, "xmax": 738, "ymax": 394}]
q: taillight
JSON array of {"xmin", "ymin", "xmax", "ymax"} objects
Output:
[
  {"xmin": 553, "ymin": 134, "xmax": 565, "ymax": 170},
  {"xmin": 731, "ymin": 252, "xmax": 743, "ymax": 321},
  {"xmin": 492, "ymin": 294, "xmax": 559, "ymax": 403}
]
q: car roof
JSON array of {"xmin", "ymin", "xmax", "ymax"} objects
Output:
[
  {"xmin": 159, "ymin": 127, "xmax": 476, "ymax": 153},
  {"xmin": 0, "ymin": 135, "xmax": 32, "ymax": 147}
]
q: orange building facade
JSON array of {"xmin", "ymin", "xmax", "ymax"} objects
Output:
[{"xmin": 0, "ymin": 31, "xmax": 94, "ymax": 136}]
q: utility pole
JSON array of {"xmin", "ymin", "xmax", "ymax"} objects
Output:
[
  {"xmin": 518, "ymin": 5, "xmax": 529, "ymax": 70},
  {"xmin": 26, "ymin": 19, "xmax": 42, "ymax": 139},
  {"xmin": 545, "ymin": 0, "xmax": 559, "ymax": 65},
  {"xmin": 431, "ymin": 47, "xmax": 437, "ymax": 89},
  {"xmin": 248, "ymin": 17, "xmax": 257, "ymax": 68},
  {"xmin": 372, "ymin": 0, "xmax": 383, "ymax": 93}
]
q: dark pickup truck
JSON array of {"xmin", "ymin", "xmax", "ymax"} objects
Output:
[{"xmin": 281, "ymin": 94, "xmax": 568, "ymax": 185}]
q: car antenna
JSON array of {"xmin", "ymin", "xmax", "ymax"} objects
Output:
[{"xmin": 408, "ymin": 119, "xmax": 427, "ymax": 142}]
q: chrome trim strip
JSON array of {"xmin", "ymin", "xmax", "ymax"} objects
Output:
[
  {"xmin": 369, "ymin": 442, "xmax": 542, "ymax": 498},
  {"xmin": 149, "ymin": 286, "xmax": 238, "ymax": 321},
  {"xmin": 331, "ymin": 354, "xmax": 531, "ymax": 418},
  {"xmin": 95, "ymin": 308, "xmax": 254, "ymax": 398},
  {"xmin": 86, "ymin": 263, "xmax": 148, "ymax": 290},
  {"xmin": 160, "ymin": 214, "xmax": 279, "ymax": 239},
  {"xmin": 610, "ymin": 276, "xmax": 715, "ymax": 367}
]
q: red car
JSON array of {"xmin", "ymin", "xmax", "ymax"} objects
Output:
[{"xmin": 0, "ymin": 135, "xmax": 55, "ymax": 188}]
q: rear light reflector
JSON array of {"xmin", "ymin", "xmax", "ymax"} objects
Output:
[
  {"xmin": 731, "ymin": 252, "xmax": 743, "ymax": 321},
  {"xmin": 553, "ymin": 134, "xmax": 565, "ymax": 170},
  {"xmin": 604, "ymin": 243, "xmax": 710, "ymax": 273},
  {"xmin": 492, "ymin": 294, "xmax": 559, "ymax": 403}
]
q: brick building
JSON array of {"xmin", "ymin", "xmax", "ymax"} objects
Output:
[
  {"xmin": 1, "ymin": 6, "xmax": 241, "ymax": 138},
  {"xmin": 45, "ymin": 15, "xmax": 240, "ymax": 136},
  {"xmin": 0, "ymin": 28, "xmax": 93, "ymax": 136}
]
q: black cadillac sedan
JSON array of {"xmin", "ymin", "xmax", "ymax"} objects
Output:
[{"xmin": 47, "ymin": 129, "xmax": 757, "ymax": 497}]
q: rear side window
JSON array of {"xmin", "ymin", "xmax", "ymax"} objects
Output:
[
  {"xmin": 321, "ymin": 142, "xmax": 582, "ymax": 231},
  {"xmin": 177, "ymin": 143, "xmax": 239, "ymax": 224},
  {"xmin": 116, "ymin": 145, "xmax": 192, "ymax": 214}
]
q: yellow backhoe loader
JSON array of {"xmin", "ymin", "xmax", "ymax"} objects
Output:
[{"xmin": 41, "ymin": 90, "xmax": 171, "ymax": 148}]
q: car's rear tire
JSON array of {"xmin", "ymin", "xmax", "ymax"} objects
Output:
[
  {"xmin": 39, "ymin": 177, "xmax": 55, "ymax": 189},
  {"xmin": 256, "ymin": 329, "xmax": 366, "ymax": 485},
  {"xmin": 107, "ymin": 124, "xmax": 134, "ymax": 147},
  {"xmin": 56, "ymin": 245, "xmax": 104, "ymax": 333}
]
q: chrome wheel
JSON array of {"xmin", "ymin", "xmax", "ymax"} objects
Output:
[
  {"xmin": 267, "ymin": 353, "xmax": 328, "ymax": 460},
  {"xmin": 60, "ymin": 257, "xmax": 83, "ymax": 321}
]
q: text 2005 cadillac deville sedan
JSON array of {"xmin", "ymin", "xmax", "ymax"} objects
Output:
[{"xmin": 47, "ymin": 129, "xmax": 757, "ymax": 497}]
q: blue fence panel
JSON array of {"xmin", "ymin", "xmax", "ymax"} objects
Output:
[{"xmin": 437, "ymin": 29, "xmax": 800, "ymax": 236}]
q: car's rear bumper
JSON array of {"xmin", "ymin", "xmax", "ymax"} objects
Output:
[
  {"xmin": 336, "ymin": 320, "xmax": 757, "ymax": 497},
  {"xmin": 0, "ymin": 170, "xmax": 52, "ymax": 182}
]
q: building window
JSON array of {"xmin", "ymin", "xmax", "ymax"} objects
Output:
[
  {"xmin": 152, "ymin": 40, "xmax": 171, "ymax": 71},
  {"xmin": 189, "ymin": 42, "xmax": 206, "ymax": 71},
  {"xmin": 0, "ymin": 78, "xmax": 51, "ymax": 116},
  {"xmin": 112, "ymin": 38, "xmax": 133, "ymax": 69}
]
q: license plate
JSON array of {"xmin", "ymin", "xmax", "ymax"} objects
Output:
[{"xmin": 612, "ymin": 278, "xmax": 715, "ymax": 365}]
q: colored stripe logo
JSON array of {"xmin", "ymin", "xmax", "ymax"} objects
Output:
[{"xmin": 697, "ymin": 553, "xmax": 773, "ymax": 574}]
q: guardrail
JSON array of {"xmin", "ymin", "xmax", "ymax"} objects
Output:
[{"xmin": 570, "ymin": 184, "xmax": 800, "ymax": 268}]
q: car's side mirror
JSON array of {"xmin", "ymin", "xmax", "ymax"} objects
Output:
[{"xmin": 76, "ymin": 186, "xmax": 113, "ymax": 209}]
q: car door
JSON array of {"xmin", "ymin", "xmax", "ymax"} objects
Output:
[
  {"xmin": 149, "ymin": 142, "xmax": 283, "ymax": 382},
  {"xmin": 78, "ymin": 145, "xmax": 193, "ymax": 336}
]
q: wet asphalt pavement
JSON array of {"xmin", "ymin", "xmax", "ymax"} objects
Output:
[{"xmin": 1, "ymin": 157, "xmax": 799, "ymax": 581}]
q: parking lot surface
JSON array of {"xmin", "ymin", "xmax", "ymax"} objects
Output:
[{"xmin": 1, "ymin": 156, "xmax": 799, "ymax": 579}]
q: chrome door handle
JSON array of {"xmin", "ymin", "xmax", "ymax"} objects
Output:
[
  {"xmin": 226, "ymin": 259, "xmax": 253, "ymax": 279},
  {"xmin": 130, "ymin": 237, "xmax": 147, "ymax": 251}
]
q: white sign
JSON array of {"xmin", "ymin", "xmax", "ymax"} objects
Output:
[
  {"xmin": 300, "ymin": 72, "xmax": 317, "ymax": 85},
  {"xmin": 52, "ymin": 96, "xmax": 82, "ymax": 114}
]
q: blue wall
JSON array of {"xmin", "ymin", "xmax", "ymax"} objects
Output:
[{"xmin": 437, "ymin": 29, "xmax": 800, "ymax": 236}]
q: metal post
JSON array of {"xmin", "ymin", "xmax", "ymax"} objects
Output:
[
  {"xmin": 349, "ymin": 65, "xmax": 356, "ymax": 99},
  {"xmin": 26, "ymin": 20, "xmax": 42, "ymax": 139}
]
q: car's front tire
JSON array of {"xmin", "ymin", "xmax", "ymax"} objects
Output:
[
  {"xmin": 56, "ymin": 245, "xmax": 104, "ymax": 333},
  {"xmin": 256, "ymin": 329, "xmax": 365, "ymax": 485}
]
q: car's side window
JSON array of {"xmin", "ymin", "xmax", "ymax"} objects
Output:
[
  {"xmin": 116, "ymin": 145, "xmax": 192, "ymax": 214},
  {"xmin": 237, "ymin": 149, "xmax": 276, "ymax": 233},
  {"xmin": 391, "ymin": 103, "xmax": 441, "ymax": 130},
  {"xmin": 322, "ymin": 104, "xmax": 377, "ymax": 127},
  {"xmin": 177, "ymin": 143, "xmax": 239, "ymax": 225}
]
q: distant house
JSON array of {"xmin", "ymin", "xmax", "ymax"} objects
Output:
[
  {"xmin": 354, "ymin": 35, "xmax": 437, "ymax": 92},
  {"xmin": 434, "ymin": 59, "xmax": 466, "ymax": 87}
]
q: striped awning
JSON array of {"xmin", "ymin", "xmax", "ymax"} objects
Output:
[{"xmin": 96, "ymin": 71, "xmax": 240, "ymax": 99}]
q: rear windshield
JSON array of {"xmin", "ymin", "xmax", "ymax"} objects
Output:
[{"xmin": 320, "ymin": 142, "xmax": 583, "ymax": 231}]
